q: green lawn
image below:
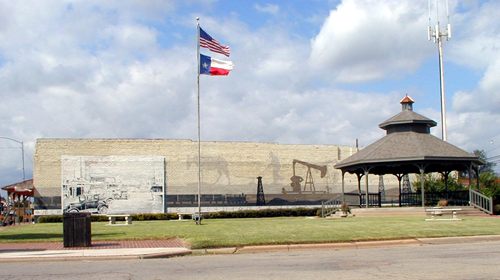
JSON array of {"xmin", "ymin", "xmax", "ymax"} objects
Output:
[{"xmin": 1, "ymin": 216, "xmax": 499, "ymax": 249}]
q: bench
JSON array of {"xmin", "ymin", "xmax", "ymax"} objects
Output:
[
  {"xmin": 425, "ymin": 207, "xmax": 462, "ymax": 221},
  {"xmin": 107, "ymin": 214, "xmax": 132, "ymax": 225},
  {"xmin": 177, "ymin": 213, "xmax": 191, "ymax": 220},
  {"xmin": 176, "ymin": 212, "xmax": 208, "ymax": 221}
]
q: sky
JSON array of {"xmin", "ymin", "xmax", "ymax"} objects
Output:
[{"xmin": 0, "ymin": 0, "xmax": 499, "ymax": 187}]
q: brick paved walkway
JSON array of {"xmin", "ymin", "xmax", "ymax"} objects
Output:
[{"xmin": 0, "ymin": 238, "xmax": 187, "ymax": 251}]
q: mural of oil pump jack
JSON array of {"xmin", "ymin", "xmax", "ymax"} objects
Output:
[
  {"xmin": 61, "ymin": 156, "xmax": 165, "ymax": 214},
  {"xmin": 287, "ymin": 159, "xmax": 329, "ymax": 194}
]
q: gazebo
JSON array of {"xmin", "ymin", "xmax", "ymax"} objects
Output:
[
  {"xmin": 1, "ymin": 179, "xmax": 34, "ymax": 224},
  {"xmin": 334, "ymin": 96, "xmax": 483, "ymax": 207}
]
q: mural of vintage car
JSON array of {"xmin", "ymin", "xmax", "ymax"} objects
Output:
[{"xmin": 64, "ymin": 197, "xmax": 109, "ymax": 214}]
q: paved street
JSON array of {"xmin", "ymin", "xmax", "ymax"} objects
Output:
[{"xmin": 1, "ymin": 240, "xmax": 500, "ymax": 279}]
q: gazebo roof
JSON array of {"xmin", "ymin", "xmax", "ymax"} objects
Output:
[
  {"xmin": 335, "ymin": 131, "xmax": 481, "ymax": 174},
  {"xmin": 1, "ymin": 179, "xmax": 34, "ymax": 196},
  {"xmin": 379, "ymin": 110, "xmax": 436, "ymax": 130},
  {"xmin": 335, "ymin": 96, "xmax": 482, "ymax": 175}
]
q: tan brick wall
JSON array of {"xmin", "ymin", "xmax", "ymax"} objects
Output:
[{"xmin": 34, "ymin": 139, "xmax": 399, "ymax": 206}]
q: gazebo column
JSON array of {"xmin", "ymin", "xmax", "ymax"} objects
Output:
[
  {"xmin": 468, "ymin": 164, "xmax": 473, "ymax": 204},
  {"xmin": 341, "ymin": 171, "xmax": 346, "ymax": 204},
  {"xmin": 364, "ymin": 168, "xmax": 370, "ymax": 208},
  {"xmin": 356, "ymin": 173, "xmax": 363, "ymax": 207},
  {"xmin": 475, "ymin": 165, "xmax": 480, "ymax": 189},
  {"xmin": 441, "ymin": 171, "xmax": 451, "ymax": 200},
  {"xmin": 394, "ymin": 174, "xmax": 403, "ymax": 207},
  {"xmin": 418, "ymin": 165, "xmax": 426, "ymax": 207},
  {"xmin": 468, "ymin": 164, "xmax": 473, "ymax": 189}
]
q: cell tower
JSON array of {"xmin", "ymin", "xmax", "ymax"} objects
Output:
[{"xmin": 428, "ymin": 0, "xmax": 451, "ymax": 141}]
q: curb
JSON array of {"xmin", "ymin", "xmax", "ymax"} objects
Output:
[
  {"xmin": 416, "ymin": 235, "xmax": 500, "ymax": 244},
  {"xmin": 140, "ymin": 250, "xmax": 192, "ymax": 259},
  {"xmin": 193, "ymin": 235, "xmax": 500, "ymax": 255}
]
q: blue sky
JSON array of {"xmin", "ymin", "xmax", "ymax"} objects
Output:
[{"xmin": 0, "ymin": 0, "xmax": 499, "ymax": 188}]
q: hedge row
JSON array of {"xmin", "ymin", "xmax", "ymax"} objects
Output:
[
  {"xmin": 36, "ymin": 208, "xmax": 321, "ymax": 223},
  {"xmin": 203, "ymin": 208, "xmax": 321, "ymax": 219}
]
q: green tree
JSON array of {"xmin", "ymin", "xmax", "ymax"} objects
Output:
[
  {"xmin": 468, "ymin": 150, "xmax": 499, "ymax": 198},
  {"xmin": 477, "ymin": 172, "xmax": 500, "ymax": 197},
  {"xmin": 473, "ymin": 149, "xmax": 496, "ymax": 174}
]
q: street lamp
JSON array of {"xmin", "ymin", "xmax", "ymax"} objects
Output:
[{"xmin": 0, "ymin": 137, "xmax": 25, "ymax": 181}]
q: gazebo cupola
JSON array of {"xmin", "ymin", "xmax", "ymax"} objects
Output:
[
  {"xmin": 378, "ymin": 95, "xmax": 437, "ymax": 135},
  {"xmin": 400, "ymin": 95, "xmax": 414, "ymax": 111}
]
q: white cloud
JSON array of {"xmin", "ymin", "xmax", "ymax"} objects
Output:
[
  {"xmin": 448, "ymin": 1, "xmax": 500, "ymax": 70},
  {"xmin": 449, "ymin": 58, "xmax": 500, "ymax": 152},
  {"xmin": 1, "ymin": 0, "xmax": 499, "ymax": 187},
  {"xmin": 254, "ymin": 3, "xmax": 280, "ymax": 15},
  {"xmin": 446, "ymin": 1, "xmax": 500, "ymax": 161},
  {"xmin": 309, "ymin": 0, "xmax": 433, "ymax": 83},
  {"xmin": 0, "ymin": 1, "xmax": 182, "ymax": 184}
]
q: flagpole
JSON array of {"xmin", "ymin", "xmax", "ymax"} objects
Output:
[{"xmin": 196, "ymin": 17, "xmax": 202, "ymax": 224}]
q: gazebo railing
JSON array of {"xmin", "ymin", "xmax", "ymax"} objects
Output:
[
  {"xmin": 400, "ymin": 190, "xmax": 469, "ymax": 206},
  {"xmin": 470, "ymin": 189, "xmax": 493, "ymax": 214},
  {"xmin": 400, "ymin": 192, "xmax": 421, "ymax": 206},
  {"xmin": 345, "ymin": 192, "xmax": 381, "ymax": 207}
]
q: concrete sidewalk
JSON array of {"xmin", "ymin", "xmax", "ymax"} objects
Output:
[
  {"xmin": 2, "ymin": 235, "xmax": 500, "ymax": 262},
  {"xmin": 0, "ymin": 247, "xmax": 192, "ymax": 261},
  {"xmin": 0, "ymin": 239, "xmax": 192, "ymax": 262}
]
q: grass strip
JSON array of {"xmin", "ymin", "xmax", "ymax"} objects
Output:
[{"xmin": 1, "ymin": 216, "xmax": 499, "ymax": 249}]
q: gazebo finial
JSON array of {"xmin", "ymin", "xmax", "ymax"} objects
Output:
[{"xmin": 400, "ymin": 94, "xmax": 414, "ymax": 111}]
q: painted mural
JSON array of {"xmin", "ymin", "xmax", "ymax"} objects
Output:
[
  {"xmin": 178, "ymin": 153, "xmax": 338, "ymax": 206},
  {"xmin": 61, "ymin": 156, "xmax": 165, "ymax": 214}
]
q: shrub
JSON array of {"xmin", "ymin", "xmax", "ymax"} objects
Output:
[
  {"xmin": 413, "ymin": 174, "xmax": 466, "ymax": 192},
  {"xmin": 36, "ymin": 208, "xmax": 320, "ymax": 223},
  {"xmin": 203, "ymin": 208, "xmax": 320, "ymax": 219},
  {"xmin": 494, "ymin": 204, "xmax": 500, "ymax": 215},
  {"xmin": 131, "ymin": 213, "xmax": 177, "ymax": 221},
  {"xmin": 36, "ymin": 215, "xmax": 63, "ymax": 223},
  {"xmin": 437, "ymin": 199, "xmax": 448, "ymax": 207},
  {"xmin": 340, "ymin": 203, "xmax": 351, "ymax": 214}
]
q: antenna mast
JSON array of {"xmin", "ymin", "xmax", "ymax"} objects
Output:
[{"xmin": 428, "ymin": 0, "xmax": 451, "ymax": 141}]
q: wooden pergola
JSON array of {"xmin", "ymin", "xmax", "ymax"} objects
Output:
[{"xmin": 334, "ymin": 96, "xmax": 483, "ymax": 207}]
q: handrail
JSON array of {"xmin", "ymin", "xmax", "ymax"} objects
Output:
[
  {"xmin": 321, "ymin": 198, "xmax": 341, "ymax": 217},
  {"xmin": 469, "ymin": 189, "xmax": 493, "ymax": 215}
]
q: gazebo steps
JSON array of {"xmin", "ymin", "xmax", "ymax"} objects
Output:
[
  {"xmin": 456, "ymin": 206, "xmax": 492, "ymax": 216},
  {"xmin": 351, "ymin": 206, "xmax": 490, "ymax": 217}
]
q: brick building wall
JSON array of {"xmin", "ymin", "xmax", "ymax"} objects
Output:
[{"xmin": 34, "ymin": 138, "xmax": 398, "ymax": 213}]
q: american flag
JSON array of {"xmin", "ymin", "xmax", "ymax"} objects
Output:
[{"xmin": 199, "ymin": 27, "xmax": 230, "ymax": 57}]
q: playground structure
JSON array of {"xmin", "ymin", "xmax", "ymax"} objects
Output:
[{"xmin": 1, "ymin": 179, "xmax": 34, "ymax": 226}]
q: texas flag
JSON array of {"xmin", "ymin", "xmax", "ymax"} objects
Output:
[{"xmin": 200, "ymin": 54, "xmax": 234, "ymax": 76}]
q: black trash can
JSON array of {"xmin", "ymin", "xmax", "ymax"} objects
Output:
[{"xmin": 63, "ymin": 212, "xmax": 91, "ymax": 247}]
